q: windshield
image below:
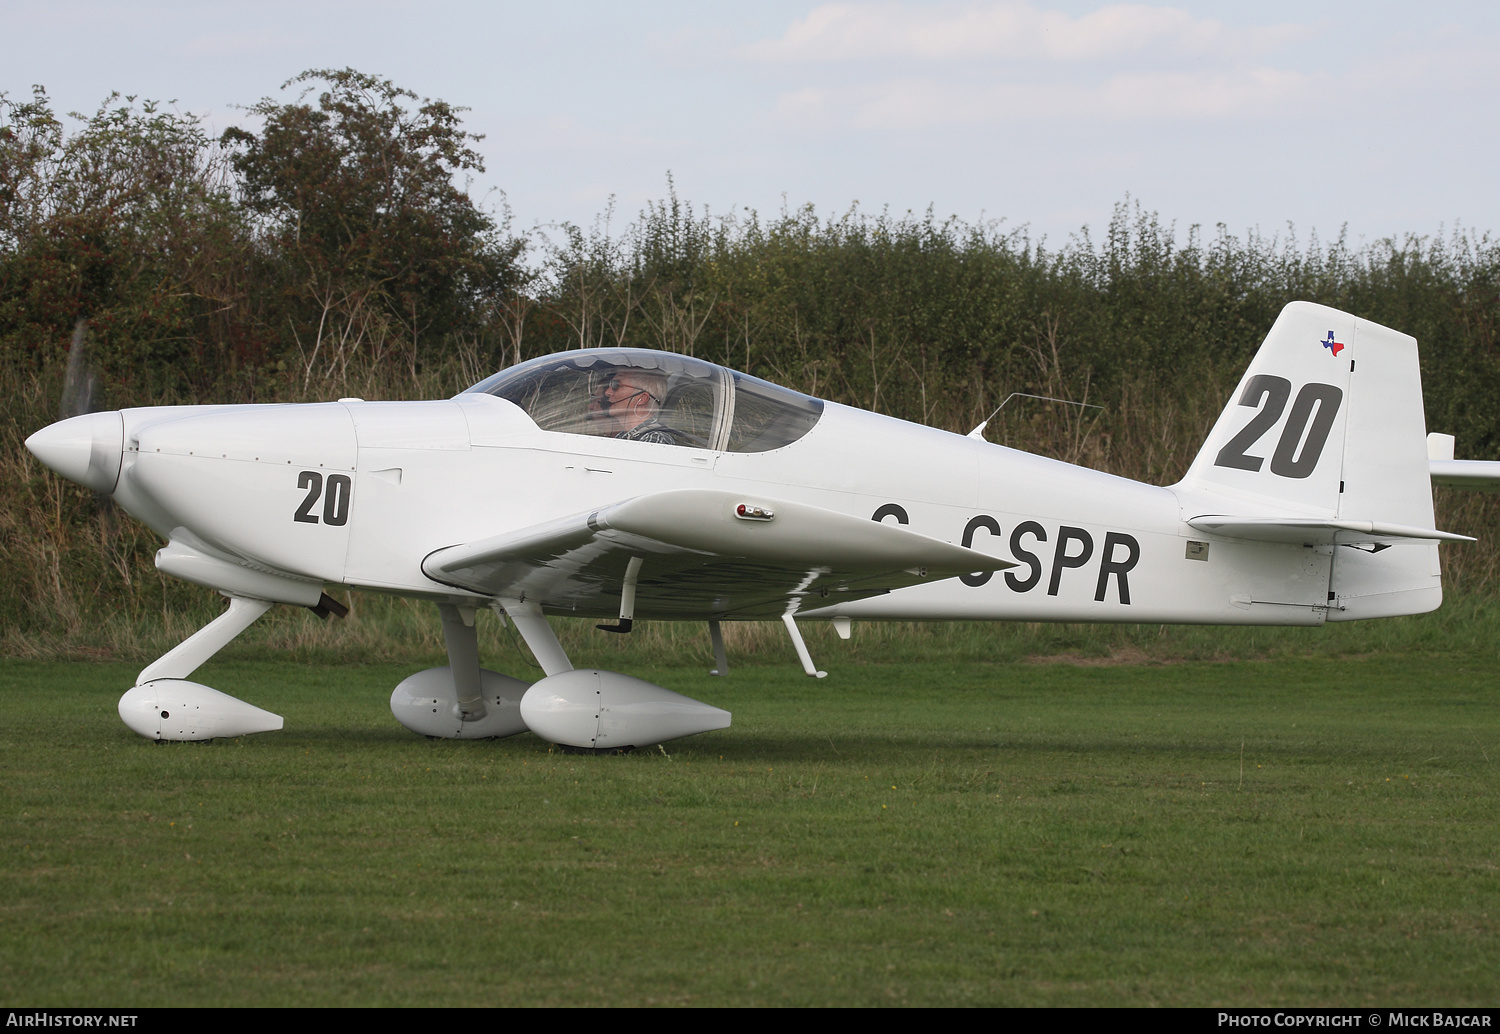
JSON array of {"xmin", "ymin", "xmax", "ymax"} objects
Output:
[{"xmin": 463, "ymin": 349, "xmax": 823, "ymax": 453}]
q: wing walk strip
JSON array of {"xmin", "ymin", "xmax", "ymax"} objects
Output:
[{"xmin": 421, "ymin": 488, "xmax": 1013, "ymax": 619}]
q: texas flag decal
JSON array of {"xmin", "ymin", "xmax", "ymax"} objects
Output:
[{"xmin": 1321, "ymin": 331, "xmax": 1345, "ymax": 356}]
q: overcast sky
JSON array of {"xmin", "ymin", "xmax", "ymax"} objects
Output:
[{"xmin": 7, "ymin": 1, "xmax": 1498, "ymax": 250}]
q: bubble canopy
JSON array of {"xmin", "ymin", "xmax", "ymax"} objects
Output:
[{"xmin": 462, "ymin": 349, "xmax": 824, "ymax": 453}]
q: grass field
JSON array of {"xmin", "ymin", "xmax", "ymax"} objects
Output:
[{"xmin": 2, "ymin": 647, "xmax": 1497, "ymax": 1007}]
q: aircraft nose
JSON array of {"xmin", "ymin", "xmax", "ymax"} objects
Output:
[{"xmin": 25, "ymin": 411, "xmax": 125, "ymax": 493}]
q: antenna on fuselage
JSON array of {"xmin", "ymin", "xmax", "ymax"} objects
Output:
[{"xmin": 966, "ymin": 393, "xmax": 1103, "ymax": 441}]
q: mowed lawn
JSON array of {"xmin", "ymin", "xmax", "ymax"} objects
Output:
[{"xmin": 1, "ymin": 653, "xmax": 1495, "ymax": 1006}]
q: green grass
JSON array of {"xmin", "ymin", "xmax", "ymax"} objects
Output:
[
  {"xmin": 2, "ymin": 652, "xmax": 1497, "ymax": 1006},
  {"xmin": 17, "ymin": 589, "xmax": 1500, "ymax": 672}
]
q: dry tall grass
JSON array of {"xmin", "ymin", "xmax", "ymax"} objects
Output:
[{"xmin": 6, "ymin": 344, "xmax": 1498, "ymax": 665}]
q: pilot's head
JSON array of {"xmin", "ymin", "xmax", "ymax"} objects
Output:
[{"xmin": 588, "ymin": 369, "xmax": 666, "ymax": 435}]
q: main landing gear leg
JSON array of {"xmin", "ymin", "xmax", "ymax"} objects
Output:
[
  {"xmin": 439, "ymin": 604, "xmax": 486, "ymax": 721},
  {"xmin": 499, "ymin": 597, "xmax": 574, "ymax": 676},
  {"xmin": 708, "ymin": 620, "xmax": 729, "ymax": 676},
  {"xmin": 389, "ymin": 601, "xmax": 529, "ymax": 739}
]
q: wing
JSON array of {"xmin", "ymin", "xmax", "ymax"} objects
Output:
[{"xmin": 421, "ymin": 489, "xmax": 1014, "ymax": 620}]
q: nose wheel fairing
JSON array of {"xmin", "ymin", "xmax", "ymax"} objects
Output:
[{"xmin": 120, "ymin": 679, "xmax": 284, "ymax": 741}]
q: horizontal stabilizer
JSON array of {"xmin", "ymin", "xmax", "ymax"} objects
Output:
[
  {"xmin": 1425, "ymin": 433, "xmax": 1500, "ymax": 492},
  {"xmin": 1430, "ymin": 459, "xmax": 1500, "ymax": 492},
  {"xmin": 1187, "ymin": 515, "xmax": 1474, "ymax": 545}
]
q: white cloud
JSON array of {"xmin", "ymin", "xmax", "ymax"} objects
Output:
[
  {"xmin": 797, "ymin": 67, "xmax": 1314, "ymax": 128},
  {"xmin": 746, "ymin": 1, "xmax": 1312, "ymax": 64},
  {"xmin": 1097, "ymin": 66, "xmax": 1314, "ymax": 118},
  {"xmin": 747, "ymin": 3, "xmax": 1335, "ymax": 129}
]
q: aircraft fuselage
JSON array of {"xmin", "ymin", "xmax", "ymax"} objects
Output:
[{"xmin": 111, "ymin": 393, "xmax": 1336, "ymax": 629}]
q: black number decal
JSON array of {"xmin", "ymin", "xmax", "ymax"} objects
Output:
[
  {"xmin": 960, "ymin": 515, "xmax": 1002, "ymax": 587},
  {"xmin": 1216, "ymin": 377, "xmax": 1343, "ymax": 479},
  {"xmin": 294, "ymin": 471, "xmax": 323, "ymax": 524},
  {"xmin": 1270, "ymin": 383, "xmax": 1343, "ymax": 479},
  {"xmin": 323, "ymin": 474, "xmax": 352, "ymax": 526},
  {"xmin": 1215, "ymin": 375, "xmax": 1291, "ymax": 472},
  {"xmin": 294, "ymin": 471, "xmax": 352, "ymax": 525},
  {"xmin": 871, "ymin": 503, "xmax": 909, "ymax": 525}
]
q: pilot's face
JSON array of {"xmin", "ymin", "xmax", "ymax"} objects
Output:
[
  {"xmin": 586, "ymin": 373, "xmax": 622, "ymax": 431},
  {"xmin": 586, "ymin": 390, "xmax": 608, "ymax": 428},
  {"xmin": 589, "ymin": 373, "xmax": 655, "ymax": 432}
]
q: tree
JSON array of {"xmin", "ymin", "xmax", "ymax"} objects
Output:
[
  {"xmin": 222, "ymin": 69, "xmax": 521, "ymax": 383},
  {"xmin": 0, "ymin": 87, "xmax": 249, "ymax": 396}
]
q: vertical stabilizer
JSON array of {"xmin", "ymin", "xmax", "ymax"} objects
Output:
[
  {"xmin": 1180, "ymin": 302, "xmax": 1356, "ymax": 516},
  {"xmin": 1177, "ymin": 301, "xmax": 1441, "ymax": 619}
]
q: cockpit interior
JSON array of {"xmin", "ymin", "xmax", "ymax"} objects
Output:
[{"xmin": 464, "ymin": 349, "xmax": 825, "ymax": 452}]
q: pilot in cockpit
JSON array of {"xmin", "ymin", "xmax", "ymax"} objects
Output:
[{"xmin": 586, "ymin": 368, "xmax": 678, "ymax": 444}]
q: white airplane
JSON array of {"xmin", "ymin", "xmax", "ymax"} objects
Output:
[{"xmin": 23, "ymin": 301, "xmax": 1498, "ymax": 749}]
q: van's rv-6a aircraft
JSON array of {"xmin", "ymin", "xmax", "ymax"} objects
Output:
[{"xmin": 23, "ymin": 302, "xmax": 1500, "ymax": 749}]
